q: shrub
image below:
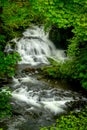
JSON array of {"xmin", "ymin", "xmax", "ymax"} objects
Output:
[
  {"xmin": 0, "ymin": 51, "xmax": 21, "ymax": 78},
  {"xmin": 0, "ymin": 87, "xmax": 12, "ymax": 118}
]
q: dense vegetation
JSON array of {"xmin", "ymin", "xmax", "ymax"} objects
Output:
[
  {"xmin": 0, "ymin": 0, "xmax": 87, "ymax": 129},
  {"xmin": 0, "ymin": 87, "xmax": 12, "ymax": 118}
]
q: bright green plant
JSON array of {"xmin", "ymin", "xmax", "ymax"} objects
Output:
[
  {"xmin": 0, "ymin": 128, "xmax": 3, "ymax": 130},
  {"xmin": 0, "ymin": 87, "xmax": 12, "ymax": 118},
  {"xmin": 40, "ymin": 107, "xmax": 87, "ymax": 130},
  {"xmin": 42, "ymin": 58, "xmax": 74, "ymax": 80},
  {"xmin": 1, "ymin": 1, "xmax": 31, "ymax": 39},
  {"xmin": 0, "ymin": 52, "xmax": 21, "ymax": 78},
  {"xmin": 71, "ymin": 46, "xmax": 87, "ymax": 89}
]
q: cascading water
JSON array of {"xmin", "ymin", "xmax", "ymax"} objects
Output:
[
  {"xmin": 1, "ymin": 26, "xmax": 87, "ymax": 130},
  {"xmin": 10, "ymin": 25, "xmax": 66, "ymax": 65}
]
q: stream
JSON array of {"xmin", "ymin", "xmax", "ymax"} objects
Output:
[{"xmin": 0, "ymin": 25, "xmax": 87, "ymax": 130}]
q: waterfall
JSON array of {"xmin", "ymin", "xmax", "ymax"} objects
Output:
[
  {"xmin": 2, "ymin": 25, "xmax": 87, "ymax": 130},
  {"xmin": 9, "ymin": 25, "xmax": 66, "ymax": 66}
]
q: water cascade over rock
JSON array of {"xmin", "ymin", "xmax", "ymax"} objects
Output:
[
  {"xmin": 10, "ymin": 26, "xmax": 66, "ymax": 65},
  {"xmin": 1, "ymin": 26, "xmax": 87, "ymax": 130}
]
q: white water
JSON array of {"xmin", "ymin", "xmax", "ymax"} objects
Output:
[
  {"xmin": 9, "ymin": 26, "xmax": 86, "ymax": 114},
  {"xmin": 12, "ymin": 76, "xmax": 72, "ymax": 114},
  {"xmin": 3, "ymin": 26, "xmax": 87, "ymax": 130},
  {"xmin": 12, "ymin": 76, "xmax": 85, "ymax": 115},
  {"xmin": 9, "ymin": 25, "xmax": 66, "ymax": 66}
]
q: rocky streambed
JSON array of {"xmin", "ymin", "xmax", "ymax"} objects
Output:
[{"xmin": 0, "ymin": 66, "xmax": 87, "ymax": 130}]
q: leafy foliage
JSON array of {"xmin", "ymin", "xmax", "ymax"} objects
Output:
[
  {"xmin": 72, "ymin": 46, "xmax": 87, "ymax": 89},
  {"xmin": 0, "ymin": 52, "xmax": 21, "ymax": 78},
  {"xmin": 0, "ymin": 87, "xmax": 12, "ymax": 118},
  {"xmin": 42, "ymin": 59, "xmax": 74, "ymax": 80},
  {"xmin": 1, "ymin": 1, "xmax": 32, "ymax": 39}
]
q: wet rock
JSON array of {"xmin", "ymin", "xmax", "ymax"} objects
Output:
[
  {"xmin": 22, "ymin": 67, "xmax": 41, "ymax": 74},
  {"xmin": 12, "ymin": 111, "xmax": 22, "ymax": 116},
  {"xmin": 0, "ymin": 77, "xmax": 12, "ymax": 87},
  {"xmin": 66, "ymin": 100, "xmax": 87, "ymax": 111},
  {"xmin": 22, "ymin": 68, "xmax": 36, "ymax": 73},
  {"xmin": 37, "ymin": 76, "xmax": 43, "ymax": 80}
]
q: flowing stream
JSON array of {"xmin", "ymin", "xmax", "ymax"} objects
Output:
[{"xmin": 1, "ymin": 26, "xmax": 87, "ymax": 130}]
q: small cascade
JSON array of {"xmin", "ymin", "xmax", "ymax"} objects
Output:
[
  {"xmin": 12, "ymin": 84, "xmax": 71, "ymax": 114},
  {"xmin": 11, "ymin": 76, "xmax": 87, "ymax": 115},
  {"xmin": 1, "ymin": 74, "xmax": 86, "ymax": 130},
  {"xmin": 9, "ymin": 25, "xmax": 66, "ymax": 66}
]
